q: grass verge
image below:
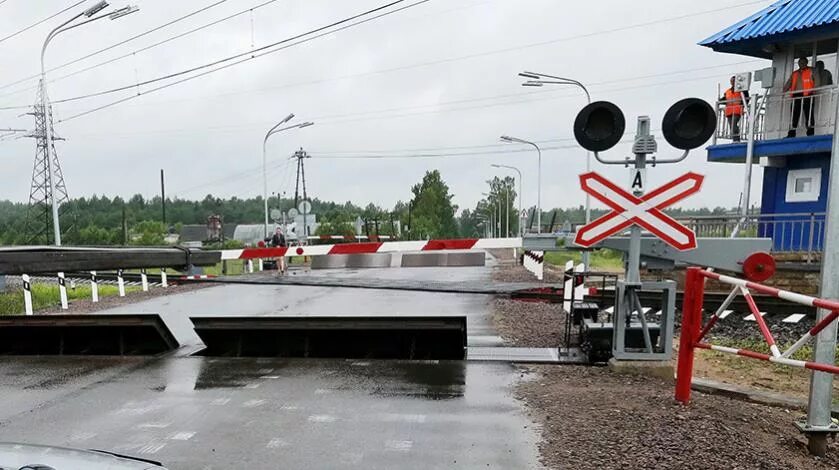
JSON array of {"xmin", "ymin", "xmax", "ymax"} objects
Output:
[
  {"xmin": 0, "ymin": 283, "xmax": 140, "ymax": 315},
  {"xmin": 543, "ymin": 248, "xmax": 623, "ymax": 270}
]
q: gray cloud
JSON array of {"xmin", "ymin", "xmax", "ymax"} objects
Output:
[{"xmin": 0, "ymin": 0, "xmax": 774, "ymax": 215}]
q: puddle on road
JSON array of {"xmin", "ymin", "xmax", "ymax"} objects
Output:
[{"xmin": 0, "ymin": 356, "xmax": 146, "ymax": 391}]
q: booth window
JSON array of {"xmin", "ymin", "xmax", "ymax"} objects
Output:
[{"xmin": 785, "ymin": 168, "xmax": 821, "ymax": 202}]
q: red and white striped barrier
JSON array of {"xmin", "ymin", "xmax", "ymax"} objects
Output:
[
  {"xmin": 307, "ymin": 235, "xmax": 392, "ymax": 241},
  {"xmin": 220, "ymin": 237, "xmax": 521, "ymax": 261},
  {"xmin": 180, "ymin": 274, "xmax": 216, "ymax": 280},
  {"xmin": 675, "ymin": 267, "xmax": 839, "ymax": 404},
  {"xmin": 562, "ymin": 261, "xmax": 585, "ymax": 311}
]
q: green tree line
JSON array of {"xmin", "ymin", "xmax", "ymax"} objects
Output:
[{"xmin": 0, "ymin": 170, "xmax": 740, "ymax": 246}]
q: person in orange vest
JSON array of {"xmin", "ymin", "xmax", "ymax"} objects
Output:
[
  {"xmin": 784, "ymin": 57, "xmax": 820, "ymax": 137},
  {"xmin": 720, "ymin": 76, "xmax": 748, "ymax": 142}
]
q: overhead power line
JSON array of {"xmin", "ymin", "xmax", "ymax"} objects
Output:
[
  {"xmin": 57, "ymin": 0, "xmax": 433, "ymax": 122},
  {"xmin": 308, "ymin": 142, "xmax": 602, "ymax": 160},
  {"xmin": 174, "ymin": 157, "xmax": 293, "ymax": 198},
  {"xmin": 0, "ymin": 0, "xmax": 765, "ymax": 113},
  {"xmin": 174, "ymin": 0, "xmax": 766, "ymax": 104},
  {"xmin": 0, "ymin": 0, "xmax": 418, "ymax": 112},
  {"xmin": 312, "ymin": 137, "xmax": 579, "ymax": 156},
  {"xmin": 0, "ymin": 0, "xmax": 252, "ymax": 96},
  {"xmin": 0, "ymin": 1, "xmax": 85, "ymax": 45},
  {"xmin": 3, "ymin": 0, "xmax": 415, "ymax": 113},
  {"xmin": 58, "ymin": 54, "xmax": 762, "ymax": 143},
  {"xmin": 58, "ymin": 0, "xmax": 228, "ymax": 71}
]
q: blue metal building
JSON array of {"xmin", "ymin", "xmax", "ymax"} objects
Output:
[{"xmin": 700, "ymin": 0, "xmax": 839, "ymax": 252}]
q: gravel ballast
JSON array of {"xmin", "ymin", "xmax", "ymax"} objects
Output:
[
  {"xmin": 517, "ymin": 365, "xmax": 838, "ymax": 470},
  {"xmin": 491, "ymin": 264, "xmax": 839, "ymax": 469},
  {"xmin": 493, "ymin": 298, "xmax": 566, "ymax": 348},
  {"xmin": 491, "ymin": 263, "xmax": 564, "ymax": 283}
]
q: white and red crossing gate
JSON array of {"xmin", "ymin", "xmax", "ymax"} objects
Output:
[
  {"xmin": 574, "ymin": 172, "xmax": 703, "ymax": 251},
  {"xmin": 220, "ymin": 237, "xmax": 521, "ymax": 260}
]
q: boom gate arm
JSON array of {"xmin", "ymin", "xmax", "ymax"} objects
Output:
[{"xmin": 525, "ymin": 234, "xmax": 773, "ymax": 275}]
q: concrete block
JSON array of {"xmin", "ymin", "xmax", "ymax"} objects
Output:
[
  {"xmin": 607, "ymin": 357, "xmax": 674, "ymax": 381},
  {"xmin": 311, "ymin": 254, "xmax": 391, "ymax": 269}
]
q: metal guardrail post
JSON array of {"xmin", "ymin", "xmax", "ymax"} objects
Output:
[
  {"xmin": 160, "ymin": 268, "xmax": 168, "ymax": 288},
  {"xmin": 57, "ymin": 272, "xmax": 68, "ymax": 310},
  {"xmin": 90, "ymin": 271, "xmax": 99, "ymax": 302},
  {"xmin": 22, "ymin": 274, "xmax": 33, "ymax": 316},
  {"xmin": 675, "ymin": 266, "xmax": 704, "ymax": 404},
  {"xmin": 808, "ymin": 213, "xmax": 816, "ymax": 263},
  {"xmin": 117, "ymin": 269, "xmax": 125, "ymax": 297}
]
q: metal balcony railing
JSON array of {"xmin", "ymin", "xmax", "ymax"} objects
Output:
[
  {"xmin": 676, "ymin": 212, "xmax": 826, "ymax": 254},
  {"xmin": 713, "ymin": 85, "xmax": 839, "ymax": 144}
]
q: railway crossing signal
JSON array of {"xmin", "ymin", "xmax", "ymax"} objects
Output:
[
  {"xmin": 572, "ymin": 97, "xmax": 716, "ymax": 361},
  {"xmin": 574, "ymin": 172, "xmax": 703, "ymax": 251}
]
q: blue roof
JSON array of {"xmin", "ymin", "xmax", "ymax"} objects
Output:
[{"xmin": 700, "ymin": 0, "xmax": 839, "ymax": 57}]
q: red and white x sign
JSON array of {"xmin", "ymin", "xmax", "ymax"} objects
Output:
[{"xmin": 574, "ymin": 172, "xmax": 704, "ymax": 251}]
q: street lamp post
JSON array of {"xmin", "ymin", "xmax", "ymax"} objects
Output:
[
  {"xmin": 501, "ymin": 135, "xmax": 542, "ymax": 233},
  {"xmin": 519, "ymin": 71, "xmax": 592, "ymax": 268},
  {"xmin": 504, "ymin": 184, "xmax": 509, "ymax": 237},
  {"xmin": 40, "ymin": 1, "xmax": 139, "ymax": 245},
  {"xmin": 262, "ymin": 117, "xmax": 314, "ymax": 238},
  {"xmin": 481, "ymin": 192, "xmax": 495, "ymax": 237},
  {"xmin": 497, "ymin": 199, "xmax": 501, "ymax": 238},
  {"xmin": 491, "ymin": 164, "xmax": 523, "ymax": 237}
]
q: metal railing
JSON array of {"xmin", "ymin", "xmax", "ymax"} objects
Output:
[
  {"xmin": 677, "ymin": 212, "xmax": 826, "ymax": 254},
  {"xmin": 713, "ymin": 85, "xmax": 839, "ymax": 144}
]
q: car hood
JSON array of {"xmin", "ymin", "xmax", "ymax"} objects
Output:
[{"xmin": 0, "ymin": 443, "xmax": 166, "ymax": 470}]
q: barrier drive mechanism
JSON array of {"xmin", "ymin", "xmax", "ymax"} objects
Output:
[{"xmin": 676, "ymin": 267, "xmax": 839, "ymax": 441}]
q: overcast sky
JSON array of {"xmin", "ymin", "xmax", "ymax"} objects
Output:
[{"xmin": 0, "ymin": 0, "xmax": 775, "ymax": 215}]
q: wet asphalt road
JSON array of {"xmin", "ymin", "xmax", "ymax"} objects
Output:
[{"xmin": 0, "ymin": 263, "xmax": 543, "ymax": 469}]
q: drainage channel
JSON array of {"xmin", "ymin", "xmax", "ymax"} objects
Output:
[
  {"xmin": 0, "ymin": 314, "xmax": 178, "ymax": 355},
  {"xmin": 189, "ymin": 316, "xmax": 468, "ymax": 360},
  {"xmin": 0, "ymin": 314, "xmax": 573, "ymax": 363}
]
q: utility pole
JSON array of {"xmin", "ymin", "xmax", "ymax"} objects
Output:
[
  {"xmin": 262, "ymin": 115, "xmax": 312, "ymax": 238},
  {"xmin": 407, "ymin": 201, "xmax": 413, "ymax": 238},
  {"xmin": 804, "ymin": 92, "xmax": 839, "ymax": 456},
  {"xmin": 292, "ymin": 148, "xmax": 311, "ymax": 207},
  {"xmin": 291, "ymin": 147, "xmax": 312, "ymax": 241},
  {"xmin": 160, "ymin": 169, "xmax": 166, "ymax": 225},
  {"xmin": 121, "ymin": 203, "xmax": 127, "ymax": 246}
]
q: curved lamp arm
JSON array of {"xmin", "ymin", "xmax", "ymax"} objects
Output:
[
  {"xmin": 651, "ymin": 149, "xmax": 690, "ymax": 166},
  {"xmin": 593, "ymin": 151, "xmax": 632, "ymax": 166}
]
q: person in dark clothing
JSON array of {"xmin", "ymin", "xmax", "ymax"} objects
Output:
[
  {"xmin": 816, "ymin": 60, "xmax": 833, "ymax": 86},
  {"xmin": 270, "ymin": 228, "xmax": 287, "ymax": 274},
  {"xmin": 784, "ymin": 57, "xmax": 820, "ymax": 137},
  {"xmin": 270, "ymin": 230, "xmax": 285, "ymax": 247}
]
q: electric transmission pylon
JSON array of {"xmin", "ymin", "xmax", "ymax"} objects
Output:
[
  {"xmin": 292, "ymin": 147, "xmax": 310, "ymax": 207},
  {"xmin": 24, "ymin": 80, "xmax": 70, "ymax": 245}
]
